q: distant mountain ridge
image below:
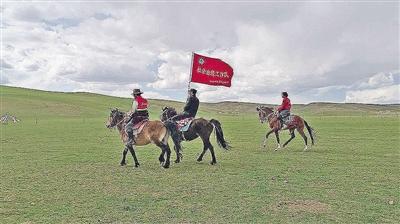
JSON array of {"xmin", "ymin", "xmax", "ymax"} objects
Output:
[{"xmin": 1, "ymin": 85, "xmax": 399, "ymax": 118}]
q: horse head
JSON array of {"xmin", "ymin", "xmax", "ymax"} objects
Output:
[
  {"xmin": 160, "ymin": 106, "xmax": 177, "ymax": 122},
  {"xmin": 106, "ymin": 108, "xmax": 125, "ymax": 128},
  {"xmin": 257, "ymin": 106, "xmax": 274, "ymax": 123}
]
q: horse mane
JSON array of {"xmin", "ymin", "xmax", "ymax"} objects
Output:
[
  {"xmin": 163, "ymin": 106, "xmax": 177, "ymax": 116},
  {"xmin": 258, "ymin": 106, "xmax": 274, "ymax": 114},
  {"xmin": 110, "ymin": 109, "xmax": 127, "ymax": 141},
  {"xmin": 110, "ymin": 108, "xmax": 127, "ymax": 124},
  {"xmin": 166, "ymin": 106, "xmax": 177, "ymax": 113}
]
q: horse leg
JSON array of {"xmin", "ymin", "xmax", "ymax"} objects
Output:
[
  {"xmin": 174, "ymin": 145, "xmax": 182, "ymax": 164},
  {"xmin": 297, "ymin": 128, "xmax": 308, "ymax": 151},
  {"xmin": 120, "ymin": 147, "xmax": 128, "ymax": 166},
  {"xmin": 163, "ymin": 143, "xmax": 171, "ymax": 168},
  {"xmin": 156, "ymin": 141, "xmax": 171, "ymax": 169},
  {"xmin": 283, "ymin": 129, "xmax": 295, "ymax": 148},
  {"xmin": 263, "ymin": 129, "xmax": 275, "ymax": 148},
  {"xmin": 208, "ymin": 143, "xmax": 217, "ymax": 165},
  {"xmin": 198, "ymin": 136, "xmax": 217, "ymax": 165},
  {"xmin": 197, "ymin": 143, "xmax": 208, "ymax": 162},
  {"xmin": 158, "ymin": 151, "xmax": 165, "ymax": 164},
  {"xmin": 128, "ymin": 145, "xmax": 140, "ymax": 168},
  {"xmin": 274, "ymin": 130, "xmax": 281, "ymax": 150},
  {"xmin": 197, "ymin": 131, "xmax": 216, "ymax": 165}
]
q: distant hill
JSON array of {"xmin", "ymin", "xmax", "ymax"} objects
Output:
[{"xmin": 1, "ymin": 85, "xmax": 399, "ymax": 119}]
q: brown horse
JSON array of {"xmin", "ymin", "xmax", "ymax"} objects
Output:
[
  {"xmin": 256, "ymin": 106, "xmax": 316, "ymax": 151},
  {"xmin": 160, "ymin": 107, "xmax": 230, "ymax": 165},
  {"xmin": 106, "ymin": 108, "xmax": 173, "ymax": 168}
]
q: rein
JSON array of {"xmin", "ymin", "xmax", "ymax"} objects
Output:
[
  {"xmin": 161, "ymin": 108, "xmax": 177, "ymax": 122},
  {"xmin": 266, "ymin": 112, "xmax": 276, "ymax": 120},
  {"xmin": 109, "ymin": 112, "xmax": 126, "ymax": 128},
  {"xmin": 114, "ymin": 118, "xmax": 125, "ymax": 127},
  {"xmin": 259, "ymin": 108, "xmax": 276, "ymax": 123}
]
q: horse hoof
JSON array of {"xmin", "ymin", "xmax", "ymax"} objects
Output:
[
  {"xmin": 210, "ymin": 161, "xmax": 217, "ymax": 165},
  {"xmin": 163, "ymin": 164, "xmax": 170, "ymax": 169},
  {"xmin": 134, "ymin": 163, "xmax": 140, "ymax": 168},
  {"xmin": 174, "ymin": 160, "xmax": 180, "ymax": 163},
  {"xmin": 120, "ymin": 162, "xmax": 126, "ymax": 166},
  {"xmin": 197, "ymin": 158, "xmax": 202, "ymax": 162}
]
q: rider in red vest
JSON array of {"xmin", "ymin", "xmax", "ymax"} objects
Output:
[
  {"xmin": 277, "ymin": 92, "xmax": 291, "ymax": 129},
  {"xmin": 125, "ymin": 89, "xmax": 149, "ymax": 146}
]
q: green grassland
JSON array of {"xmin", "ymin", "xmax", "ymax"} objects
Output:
[{"xmin": 1, "ymin": 85, "xmax": 399, "ymax": 223}]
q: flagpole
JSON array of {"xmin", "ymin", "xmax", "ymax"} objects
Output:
[{"xmin": 188, "ymin": 52, "xmax": 194, "ymax": 91}]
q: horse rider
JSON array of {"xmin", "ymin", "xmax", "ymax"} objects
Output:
[
  {"xmin": 172, "ymin": 88, "xmax": 199, "ymax": 122},
  {"xmin": 125, "ymin": 89, "xmax": 149, "ymax": 146},
  {"xmin": 276, "ymin": 91, "xmax": 291, "ymax": 129},
  {"xmin": 164, "ymin": 88, "xmax": 199, "ymax": 142}
]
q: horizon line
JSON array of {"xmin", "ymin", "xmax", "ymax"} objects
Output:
[{"xmin": 1, "ymin": 84, "xmax": 399, "ymax": 106}]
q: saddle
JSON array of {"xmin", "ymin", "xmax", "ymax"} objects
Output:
[
  {"xmin": 282, "ymin": 115, "xmax": 293, "ymax": 124},
  {"xmin": 175, "ymin": 118, "xmax": 194, "ymax": 132},
  {"xmin": 132, "ymin": 119, "xmax": 148, "ymax": 135},
  {"xmin": 282, "ymin": 115, "xmax": 295, "ymax": 126}
]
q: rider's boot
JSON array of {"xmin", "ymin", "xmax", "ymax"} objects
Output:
[
  {"xmin": 280, "ymin": 118, "xmax": 288, "ymax": 130},
  {"xmin": 126, "ymin": 131, "xmax": 136, "ymax": 147}
]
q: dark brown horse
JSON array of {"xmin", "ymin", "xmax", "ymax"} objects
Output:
[
  {"xmin": 256, "ymin": 106, "xmax": 316, "ymax": 151},
  {"xmin": 106, "ymin": 108, "xmax": 173, "ymax": 168},
  {"xmin": 160, "ymin": 107, "xmax": 230, "ymax": 165}
]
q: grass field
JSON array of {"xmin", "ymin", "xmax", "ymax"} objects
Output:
[{"xmin": 1, "ymin": 85, "xmax": 399, "ymax": 223}]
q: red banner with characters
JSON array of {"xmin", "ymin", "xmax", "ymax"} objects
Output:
[{"xmin": 190, "ymin": 53, "xmax": 234, "ymax": 87}]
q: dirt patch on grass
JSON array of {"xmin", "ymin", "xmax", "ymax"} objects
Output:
[{"xmin": 275, "ymin": 200, "xmax": 330, "ymax": 214}]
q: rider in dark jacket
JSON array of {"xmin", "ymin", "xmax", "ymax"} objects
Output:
[{"xmin": 172, "ymin": 88, "xmax": 199, "ymax": 121}]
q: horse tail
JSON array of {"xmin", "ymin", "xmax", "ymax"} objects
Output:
[
  {"xmin": 210, "ymin": 119, "xmax": 231, "ymax": 150},
  {"xmin": 304, "ymin": 120, "xmax": 316, "ymax": 145}
]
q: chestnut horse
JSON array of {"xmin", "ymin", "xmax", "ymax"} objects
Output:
[
  {"xmin": 160, "ymin": 107, "xmax": 230, "ymax": 165},
  {"xmin": 106, "ymin": 108, "xmax": 173, "ymax": 168},
  {"xmin": 256, "ymin": 106, "xmax": 316, "ymax": 151}
]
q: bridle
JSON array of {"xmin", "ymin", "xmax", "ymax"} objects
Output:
[
  {"xmin": 114, "ymin": 118, "xmax": 125, "ymax": 127},
  {"xmin": 107, "ymin": 111, "xmax": 125, "ymax": 129},
  {"xmin": 160, "ymin": 107, "xmax": 177, "ymax": 122},
  {"xmin": 160, "ymin": 109, "xmax": 169, "ymax": 121},
  {"xmin": 258, "ymin": 107, "xmax": 276, "ymax": 124},
  {"xmin": 259, "ymin": 110, "xmax": 267, "ymax": 123}
]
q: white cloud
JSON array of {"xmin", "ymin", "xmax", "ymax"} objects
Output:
[
  {"xmin": 2, "ymin": 2, "xmax": 399, "ymax": 104},
  {"xmin": 359, "ymin": 72, "xmax": 395, "ymax": 89},
  {"xmin": 147, "ymin": 51, "xmax": 191, "ymax": 89},
  {"xmin": 345, "ymin": 71, "xmax": 399, "ymax": 104},
  {"xmin": 144, "ymin": 91, "xmax": 171, "ymax": 100},
  {"xmin": 345, "ymin": 85, "xmax": 399, "ymax": 104}
]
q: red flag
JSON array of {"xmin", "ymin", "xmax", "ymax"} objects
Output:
[{"xmin": 190, "ymin": 53, "xmax": 234, "ymax": 87}]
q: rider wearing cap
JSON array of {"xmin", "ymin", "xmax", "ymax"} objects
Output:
[
  {"xmin": 125, "ymin": 89, "xmax": 149, "ymax": 146},
  {"xmin": 277, "ymin": 91, "xmax": 291, "ymax": 129}
]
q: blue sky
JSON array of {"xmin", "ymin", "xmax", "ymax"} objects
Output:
[{"xmin": 1, "ymin": 2, "xmax": 399, "ymax": 104}]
